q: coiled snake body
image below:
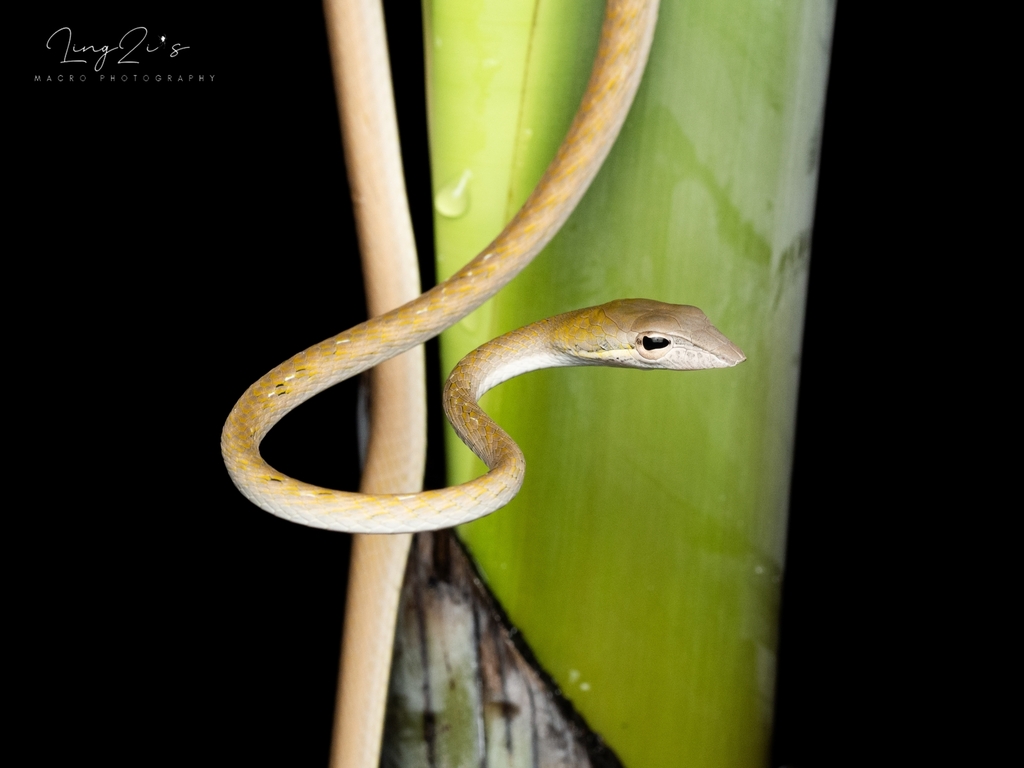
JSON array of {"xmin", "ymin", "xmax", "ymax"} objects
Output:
[
  {"xmin": 221, "ymin": 0, "xmax": 697, "ymax": 533},
  {"xmin": 222, "ymin": 299, "xmax": 743, "ymax": 533}
]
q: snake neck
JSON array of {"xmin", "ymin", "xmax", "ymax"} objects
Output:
[
  {"xmin": 451, "ymin": 314, "xmax": 582, "ymax": 401},
  {"xmin": 441, "ymin": 307, "xmax": 622, "ymax": 471},
  {"xmin": 440, "ymin": 314, "xmax": 569, "ymax": 471}
]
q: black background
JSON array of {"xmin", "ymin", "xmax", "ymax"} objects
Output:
[{"xmin": 18, "ymin": 3, "xmax": 894, "ymax": 765}]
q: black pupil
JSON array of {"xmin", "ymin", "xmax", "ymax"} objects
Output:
[{"xmin": 642, "ymin": 336, "xmax": 670, "ymax": 350}]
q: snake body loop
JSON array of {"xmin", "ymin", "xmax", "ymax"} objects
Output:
[
  {"xmin": 221, "ymin": 0, "xmax": 664, "ymax": 533},
  {"xmin": 224, "ymin": 296, "xmax": 743, "ymax": 533}
]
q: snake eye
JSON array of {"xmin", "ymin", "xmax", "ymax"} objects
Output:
[{"xmin": 636, "ymin": 334, "xmax": 672, "ymax": 360}]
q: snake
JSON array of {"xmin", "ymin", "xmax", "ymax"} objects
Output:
[{"xmin": 221, "ymin": 0, "xmax": 745, "ymax": 531}]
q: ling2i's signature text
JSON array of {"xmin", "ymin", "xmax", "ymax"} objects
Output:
[{"xmin": 46, "ymin": 27, "xmax": 190, "ymax": 72}]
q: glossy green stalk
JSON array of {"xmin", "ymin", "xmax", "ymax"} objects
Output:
[{"xmin": 421, "ymin": 1, "xmax": 834, "ymax": 764}]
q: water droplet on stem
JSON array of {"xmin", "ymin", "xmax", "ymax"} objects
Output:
[{"xmin": 434, "ymin": 169, "xmax": 473, "ymax": 218}]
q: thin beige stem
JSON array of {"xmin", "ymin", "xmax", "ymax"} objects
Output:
[{"xmin": 323, "ymin": 0, "xmax": 425, "ymax": 766}]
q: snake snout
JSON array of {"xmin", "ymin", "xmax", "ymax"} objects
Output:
[
  {"xmin": 717, "ymin": 338, "xmax": 746, "ymax": 366},
  {"xmin": 701, "ymin": 323, "xmax": 746, "ymax": 367}
]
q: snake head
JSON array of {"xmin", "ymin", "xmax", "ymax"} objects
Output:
[{"xmin": 600, "ymin": 299, "xmax": 746, "ymax": 370}]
